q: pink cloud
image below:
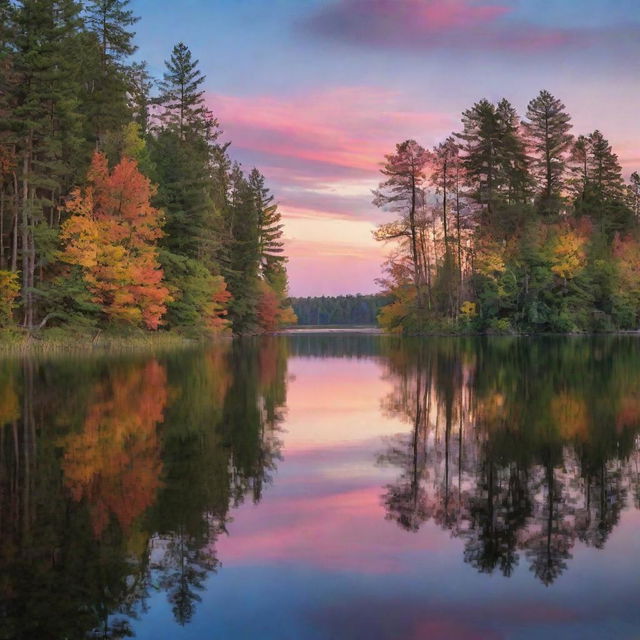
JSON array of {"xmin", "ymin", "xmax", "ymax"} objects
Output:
[
  {"xmin": 300, "ymin": 0, "xmax": 611, "ymax": 53},
  {"xmin": 209, "ymin": 87, "xmax": 453, "ymax": 178},
  {"xmin": 217, "ymin": 486, "xmax": 450, "ymax": 573}
]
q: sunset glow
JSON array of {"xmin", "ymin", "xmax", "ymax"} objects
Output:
[{"xmin": 132, "ymin": 0, "xmax": 640, "ymax": 295}]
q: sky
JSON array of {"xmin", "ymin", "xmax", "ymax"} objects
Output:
[{"xmin": 131, "ymin": 0, "xmax": 640, "ymax": 296}]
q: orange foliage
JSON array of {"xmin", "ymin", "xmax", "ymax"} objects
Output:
[
  {"xmin": 61, "ymin": 360, "xmax": 168, "ymax": 537},
  {"xmin": 60, "ymin": 152, "xmax": 171, "ymax": 329},
  {"xmin": 208, "ymin": 275, "xmax": 232, "ymax": 332},
  {"xmin": 550, "ymin": 392, "xmax": 588, "ymax": 441},
  {"xmin": 256, "ymin": 280, "xmax": 296, "ymax": 332},
  {"xmin": 614, "ymin": 235, "xmax": 640, "ymax": 300},
  {"xmin": 0, "ymin": 146, "xmax": 15, "ymax": 178},
  {"xmin": 616, "ymin": 393, "xmax": 640, "ymax": 433},
  {"xmin": 257, "ymin": 281, "xmax": 280, "ymax": 332},
  {"xmin": 0, "ymin": 378, "xmax": 19, "ymax": 427}
]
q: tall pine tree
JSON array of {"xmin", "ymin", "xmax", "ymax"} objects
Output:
[{"xmin": 523, "ymin": 90, "xmax": 573, "ymax": 215}]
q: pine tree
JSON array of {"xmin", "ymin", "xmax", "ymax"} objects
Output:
[
  {"xmin": 0, "ymin": 0, "xmax": 18, "ymax": 272},
  {"xmin": 84, "ymin": 0, "xmax": 138, "ymax": 63},
  {"xmin": 568, "ymin": 135, "xmax": 589, "ymax": 197},
  {"xmin": 496, "ymin": 98, "xmax": 531, "ymax": 206},
  {"xmin": 152, "ymin": 43, "xmax": 223, "ymax": 269},
  {"xmin": 523, "ymin": 90, "xmax": 573, "ymax": 215},
  {"xmin": 248, "ymin": 168, "xmax": 286, "ymax": 285},
  {"xmin": 430, "ymin": 137, "xmax": 457, "ymax": 251},
  {"xmin": 588, "ymin": 130, "xmax": 625, "ymax": 201},
  {"xmin": 127, "ymin": 60, "xmax": 153, "ymax": 135},
  {"xmin": 80, "ymin": 0, "xmax": 138, "ymax": 142},
  {"xmin": 626, "ymin": 172, "xmax": 640, "ymax": 220},
  {"xmin": 457, "ymin": 99, "xmax": 502, "ymax": 222},
  {"xmin": 10, "ymin": 0, "xmax": 85, "ymax": 326},
  {"xmin": 158, "ymin": 42, "xmax": 210, "ymax": 141},
  {"xmin": 222, "ymin": 164, "xmax": 260, "ymax": 333}
]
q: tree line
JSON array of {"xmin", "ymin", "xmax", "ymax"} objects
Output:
[
  {"xmin": 291, "ymin": 294, "xmax": 390, "ymax": 326},
  {"xmin": 0, "ymin": 0, "xmax": 296, "ymax": 336},
  {"xmin": 374, "ymin": 90, "xmax": 640, "ymax": 333}
]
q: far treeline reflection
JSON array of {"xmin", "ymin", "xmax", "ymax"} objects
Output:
[{"xmin": 0, "ymin": 336, "xmax": 639, "ymax": 637}]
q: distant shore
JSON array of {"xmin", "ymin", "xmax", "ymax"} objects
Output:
[{"xmin": 276, "ymin": 325, "xmax": 383, "ymax": 335}]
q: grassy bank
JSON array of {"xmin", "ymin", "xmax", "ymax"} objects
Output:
[{"xmin": 0, "ymin": 327, "xmax": 225, "ymax": 355}]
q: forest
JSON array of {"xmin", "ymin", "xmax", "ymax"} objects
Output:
[
  {"xmin": 291, "ymin": 294, "xmax": 389, "ymax": 326},
  {"xmin": 0, "ymin": 0, "xmax": 296, "ymax": 337},
  {"xmin": 374, "ymin": 91, "xmax": 640, "ymax": 334}
]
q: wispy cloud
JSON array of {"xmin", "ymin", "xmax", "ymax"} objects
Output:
[
  {"xmin": 209, "ymin": 87, "xmax": 453, "ymax": 179},
  {"xmin": 299, "ymin": 0, "xmax": 638, "ymax": 54}
]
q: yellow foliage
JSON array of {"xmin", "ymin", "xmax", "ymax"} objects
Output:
[
  {"xmin": 476, "ymin": 244, "xmax": 506, "ymax": 280},
  {"xmin": 550, "ymin": 392, "xmax": 588, "ymax": 440},
  {"xmin": 0, "ymin": 380, "xmax": 19, "ymax": 426},
  {"xmin": 378, "ymin": 299, "xmax": 409, "ymax": 333},
  {"xmin": 460, "ymin": 300, "xmax": 477, "ymax": 319},
  {"xmin": 0, "ymin": 271, "xmax": 19, "ymax": 327},
  {"xmin": 550, "ymin": 229, "xmax": 586, "ymax": 280}
]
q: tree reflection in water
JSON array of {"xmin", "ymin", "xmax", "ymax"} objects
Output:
[
  {"xmin": 0, "ymin": 335, "xmax": 639, "ymax": 638},
  {"xmin": 0, "ymin": 338, "xmax": 288, "ymax": 639},
  {"xmin": 379, "ymin": 337, "xmax": 640, "ymax": 586}
]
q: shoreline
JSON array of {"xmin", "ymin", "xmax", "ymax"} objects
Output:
[{"xmin": 1, "ymin": 326, "xmax": 639, "ymax": 356}]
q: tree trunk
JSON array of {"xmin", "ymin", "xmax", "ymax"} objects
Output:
[{"xmin": 21, "ymin": 136, "xmax": 31, "ymax": 328}]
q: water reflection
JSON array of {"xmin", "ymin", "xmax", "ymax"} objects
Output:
[
  {"xmin": 0, "ymin": 339, "xmax": 288, "ymax": 638},
  {"xmin": 378, "ymin": 338, "xmax": 640, "ymax": 586},
  {"xmin": 0, "ymin": 336, "xmax": 638, "ymax": 638}
]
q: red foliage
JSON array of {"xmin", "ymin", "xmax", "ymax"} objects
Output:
[{"xmin": 61, "ymin": 152, "xmax": 171, "ymax": 329}]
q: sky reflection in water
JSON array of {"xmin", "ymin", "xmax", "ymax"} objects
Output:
[{"xmin": 0, "ymin": 335, "xmax": 639, "ymax": 639}]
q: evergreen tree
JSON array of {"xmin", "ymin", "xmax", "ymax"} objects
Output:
[
  {"xmin": 222, "ymin": 164, "xmax": 260, "ymax": 333},
  {"xmin": 152, "ymin": 43, "xmax": 223, "ymax": 268},
  {"xmin": 80, "ymin": 0, "xmax": 138, "ymax": 142},
  {"xmin": 626, "ymin": 172, "xmax": 640, "ymax": 220},
  {"xmin": 248, "ymin": 168, "xmax": 286, "ymax": 286},
  {"xmin": 523, "ymin": 90, "xmax": 573, "ymax": 215},
  {"xmin": 573, "ymin": 130, "xmax": 631, "ymax": 233},
  {"xmin": 157, "ymin": 42, "xmax": 210, "ymax": 141},
  {"xmin": 127, "ymin": 60, "xmax": 153, "ymax": 135},
  {"xmin": 457, "ymin": 99, "xmax": 502, "ymax": 222},
  {"xmin": 496, "ymin": 98, "xmax": 531, "ymax": 206},
  {"xmin": 9, "ymin": 0, "xmax": 85, "ymax": 326},
  {"xmin": 84, "ymin": 0, "xmax": 138, "ymax": 63}
]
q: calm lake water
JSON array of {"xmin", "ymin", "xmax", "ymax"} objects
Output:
[{"xmin": 1, "ymin": 335, "xmax": 640, "ymax": 639}]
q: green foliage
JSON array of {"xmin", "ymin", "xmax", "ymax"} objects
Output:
[
  {"xmin": 376, "ymin": 91, "xmax": 638, "ymax": 336},
  {"xmin": 0, "ymin": 12, "xmax": 291, "ymax": 336},
  {"xmin": 292, "ymin": 294, "xmax": 391, "ymax": 325}
]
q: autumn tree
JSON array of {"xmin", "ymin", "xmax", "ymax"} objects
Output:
[
  {"xmin": 374, "ymin": 140, "xmax": 430, "ymax": 309},
  {"xmin": 60, "ymin": 151, "xmax": 170, "ymax": 329}
]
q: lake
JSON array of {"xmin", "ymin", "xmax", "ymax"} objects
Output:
[{"xmin": 1, "ymin": 334, "xmax": 639, "ymax": 639}]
